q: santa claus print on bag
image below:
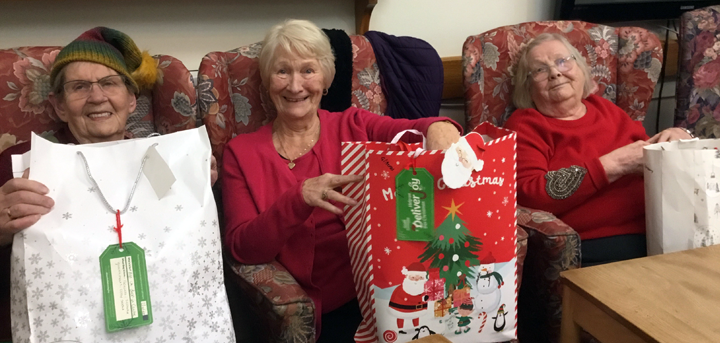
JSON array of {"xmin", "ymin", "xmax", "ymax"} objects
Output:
[{"xmin": 388, "ymin": 263, "xmax": 430, "ymax": 334}]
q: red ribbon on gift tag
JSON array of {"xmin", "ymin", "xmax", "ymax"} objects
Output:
[
  {"xmin": 397, "ymin": 140, "xmax": 422, "ymax": 174},
  {"xmin": 114, "ymin": 210, "xmax": 124, "ymax": 249}
]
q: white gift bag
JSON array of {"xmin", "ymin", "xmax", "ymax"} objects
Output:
[
  {"xmin": 10, "ymin": 126, "xmax": 235, "ymax": 342},
  {"xmin": 644, "ymin": 139, "xmax": 720, "ymax": 256}
]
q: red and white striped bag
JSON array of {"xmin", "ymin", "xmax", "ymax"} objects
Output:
[{"xmin": 342, "ymin": 122, "xmax": 518, "ymax": 343}]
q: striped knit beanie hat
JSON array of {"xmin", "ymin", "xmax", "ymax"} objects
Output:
[{"xmin": 50, "ymin": 27, "xmax": 157, "ymax": 93}]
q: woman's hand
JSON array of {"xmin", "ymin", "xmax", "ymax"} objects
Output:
[
  {"xmin": 426, "ymin": 121, "xmax": 461, "ymax": 151},
  {"xmin": 599, "ymin": 140, "xmax": 649, "ymax": 183},
  {"xmin": 302, "ymin": 173, "xmax": 363, "ymax": 215},
  {"xmin": 0, "ymin": 169, "xmax": 54, "ymax": 246},
  {"xmin": 210, "ymin": 155, "xmax": 218, "ymax": 187},
  {"xmin": 648, "ymin": 127, "xmax": 693, "ymax": 143}
]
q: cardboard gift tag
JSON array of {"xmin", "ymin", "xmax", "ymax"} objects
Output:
[
  {"xmin": 99, "ymin": 242, "xmax": 153, "ymax": 332},
  {"xmin": 396, "ymin": 167, "xmax": 434, "ymax": 241},
  {"xmin": 441, "ymin": 133, "xmax": 486, "ymax": 189},
  {"xmin": 143, "ymin": 144, "xmax": 176, "ymax": 199}
]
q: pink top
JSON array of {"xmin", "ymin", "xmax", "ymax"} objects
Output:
[{"xmin": 221, "ymin": 107, "xmax": 460, "ymax": 336}]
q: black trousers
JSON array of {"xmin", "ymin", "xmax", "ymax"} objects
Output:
[
  {"xmin": 316, "ymin": 298, "xmax": 363, "ymax": 343},
  {"xmin": 581, "ymin": 234, "xmax": 647, "ymax": 267}
]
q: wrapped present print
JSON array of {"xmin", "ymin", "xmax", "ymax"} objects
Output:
[
  {"xmin": 342, "ymin": 122, "xmax": 518, "ymax": 343},
  {"xmin": 425, "ymin": 268, "xmax": 445, "ymax": 301},
  {"xmin": 434, "ymin": 296, "xmax": 453, "ymax": 318},
  {"xmin": 452, "ymin": 287, "xmax": 471, "ymax": 308}
]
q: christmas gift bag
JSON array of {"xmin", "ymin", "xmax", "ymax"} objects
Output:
[
  {"xmin": 10, "ymin": 126, "xmax": 235, "ymax": 342},
  {"xmin": 342, "ymin": 122, "xmax": 518, "ymax": 343},
  {"xmin": 644, "ymin": 138, "xmax": 720, "ymax": 255}
]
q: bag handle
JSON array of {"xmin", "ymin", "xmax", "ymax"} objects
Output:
[
  {"xmin": 390, "ymin": 129, "xmax": 426, "ymax": 150},
  {"xmin": 390, "ymin": 130, "xmax": 427, "ymax": 173}
]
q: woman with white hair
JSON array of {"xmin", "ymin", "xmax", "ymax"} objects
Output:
[
  {"xmin": 221, "ymin": 19, "xmax": 461, "ymax": 342},
  {"xmin": 504, "ymin": 33, "xmax": 690, "ymax": 266}
]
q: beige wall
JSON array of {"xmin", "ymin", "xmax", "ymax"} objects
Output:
[
  {"xmin": 0, "ymin": 0, "xmax": 355, "ymax": 71},
  {"xmin": 0, "ymin": 0, "xmax": 554, "ymax": 68},
  {"xmin": 371, "ymin": 0, "xmax": 555, "ymax": 56}
]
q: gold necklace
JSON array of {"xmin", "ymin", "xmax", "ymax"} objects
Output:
[{"xmin": 276, "ymin": 122, "xmax": 320, "ymax": 169}]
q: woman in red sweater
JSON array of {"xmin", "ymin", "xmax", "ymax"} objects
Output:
[
  {"xmin": 221, "ymin": 19, "xmax": 462, "ymax": 342},
  {"xmin": 504, "ymin": 33, "xmax": 691, "ymax": 267}
]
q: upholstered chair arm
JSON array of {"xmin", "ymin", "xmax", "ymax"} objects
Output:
[
  {"xmin": 516, "ymin": 206, "xmax": 581, "ymax": 343},
  {"xmin": 227, "ymin": 260, "xmax": 315, "ymax": 343},
  {"xmin": 515, "ymin": 225, "xmax": 528, "ymax": 288}
]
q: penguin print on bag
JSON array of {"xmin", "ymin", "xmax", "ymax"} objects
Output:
[
  {"xmin": 411, "ymin": 325, "xmax": 435, "ymax": 340},
  {"xmin": 492, "ymin": 304, "xmax": 508, "ymax": 332}
]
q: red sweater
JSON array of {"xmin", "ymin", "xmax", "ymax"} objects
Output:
[
  {"xmin": 222, "ymin": 107, "xmax": 459, "ymax": 337},
  {"xmin": 504, "ymin": 94, "xmax": 648, "ymax": 240}
]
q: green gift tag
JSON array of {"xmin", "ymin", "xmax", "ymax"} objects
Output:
[
  {"xmin": 396, "ymin": 167, "xmax": 434, "ymax": 241},
  {"xmin": 99, "ymin": 242, "xmax": 153, "ymax": 332}
]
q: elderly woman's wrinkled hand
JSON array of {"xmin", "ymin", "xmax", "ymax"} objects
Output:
[
  {"xmin": 426, "ymin": 121, "xmax": 461, "ymax": 151},
  {"xmin": 599, "ymin": 140, "xmax": 649, "ymax": 183},
  {"xmin": 647, "ymin": 128, "xmax": 693, "ymax": 144},
  {"xmin": 302, "ymin": 173, "xmax": 363, "ymax": 215},
  {"xmin": 0, "ymin": 169, "xmax": 54, "ymax": 246}
]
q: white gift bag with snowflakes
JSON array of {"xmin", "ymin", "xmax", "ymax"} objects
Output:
[
  {"xmin": 342, "ymin": 122, "xmax": 518, "ymax": 343},
  {"xmin": 10, "ymin": 126, "xmax": 235, "ymax": 342},
  {"xmin": 644, "ymin": 139, "xmax": 720, "ymax": 255}
]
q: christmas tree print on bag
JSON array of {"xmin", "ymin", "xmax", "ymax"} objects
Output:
[{"xmin": 342, "ymin": 122, "xmax": 518, "ymax": 343}]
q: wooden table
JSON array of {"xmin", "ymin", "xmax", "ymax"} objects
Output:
[{"xmin": 560, "ymin": 245, "xmax": 720, "ymax": 343}]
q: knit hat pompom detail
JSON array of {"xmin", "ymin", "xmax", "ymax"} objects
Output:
[
  {"xmin": 51, "ymin": 27, "xmax": 157, "ymax": 93},
  {"xmin": 132, "ymin": 51, "xmax": 158, "ymax": 91}
]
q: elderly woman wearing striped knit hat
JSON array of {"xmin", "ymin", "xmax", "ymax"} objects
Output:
[{"xmin": 0, "ymin": 27, "xmax": 216, "ymax": 338}]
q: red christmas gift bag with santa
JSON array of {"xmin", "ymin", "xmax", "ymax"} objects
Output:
[{"xmin": 342, "ymin": 122, "xmax": 517, "ymax": 343}]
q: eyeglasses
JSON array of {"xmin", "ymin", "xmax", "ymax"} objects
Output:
[
  {"xmin": 62, "ymin": 75, "xmax": 126, "ymax": 99},
  {"xmin": 528, "ymin": 55, "xmax": 576, "ymax": 81}
]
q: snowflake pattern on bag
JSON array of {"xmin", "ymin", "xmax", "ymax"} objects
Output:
[
  {"xmin": 12, "ymin": 216, "xmax": 234, "ymax": 343},
  {"xmin": 10, "ymin": 128, "xmax": 234, "ymax": 343}
]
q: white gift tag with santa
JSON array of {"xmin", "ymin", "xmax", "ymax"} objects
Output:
[{"xmin": 441, "ymin": 132, "xmax": 489, "ymax": 189}]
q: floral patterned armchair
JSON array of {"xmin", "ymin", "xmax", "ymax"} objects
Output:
[
  {"xmin": 462, "ymin": 21, "xmax": 663, "ymax": 343},
  {"xmin": 676, "ymin": 5, "xmax": 720, "ymax": 138},
  {"xmin": 199, "ymin": 35, "xmax": 528, "ymax": 342},
  {"xmin": 0, "ymin": 46, "xmax": 197, "ymax": 342},
  {"xmin": 0, "ymin": 46, "xmax": 197, "ymax": 155}
]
